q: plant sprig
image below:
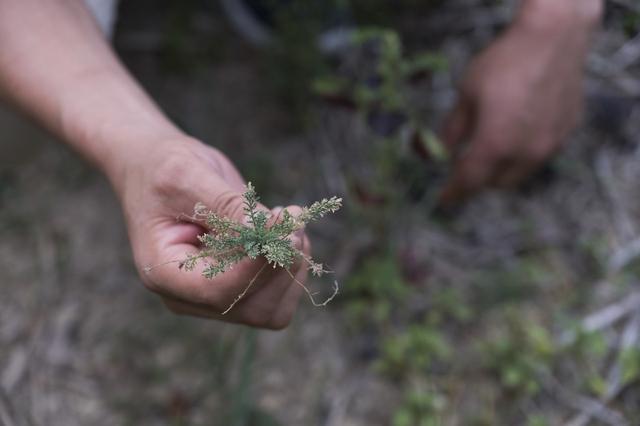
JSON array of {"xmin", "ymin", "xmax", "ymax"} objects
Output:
[{"xmin": 180, "ymin": 182, "xmax": 342, "ymax": 314}]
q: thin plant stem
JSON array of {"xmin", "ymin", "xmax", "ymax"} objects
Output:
[
  {"xmin": 222, "ymin": 262, "xmax": 269, "ymax": 315},
  {"xmin": 285, "ymin": 268, "xmax": 339, "ymax": 307}
]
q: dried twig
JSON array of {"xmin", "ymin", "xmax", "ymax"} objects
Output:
[
  {"xmin": 0, "ymin": 386, "xmax": 32, "ymax": 426},
  {"xmin": 595, "ymin": 151, "xmax": 637, "ymax": 242},
  {"xmin": 564, "ymin": 311, "xmax": 640, "ymax": 426},
  {"xmin": 610, "ymin": 33, "xmax": 640, "ymax": 72},
  {"xmin": 588, "ymin": 54, "xmax": 640, "ymax": 97},
  {"xmin": 607, "ymin": 237, "xmax": 640, "ymax": 273},
  {"xmin": 557, "ymin": 384, "xmax": 629, "ymax": 426},
  {"xmin": 559, "ymin": 291, "xmax": 640, "ymax": 346}
]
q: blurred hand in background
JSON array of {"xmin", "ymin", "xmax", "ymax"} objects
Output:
[{"xmin": 440, "ymin": 0, "xmax": 604, "ymax": 205}]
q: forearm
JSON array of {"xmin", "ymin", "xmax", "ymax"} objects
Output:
[{"xmin": 0, "ymin": 0, "xmax": 184, "ymax": 186}]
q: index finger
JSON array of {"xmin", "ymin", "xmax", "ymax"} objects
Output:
[
  {"xmin": 146, "ymin": 204, "xmax": 309, "ymax": 310},
  {"xmin": 145, "ymin": 242, "xmax": 280, "ymax": 311}
]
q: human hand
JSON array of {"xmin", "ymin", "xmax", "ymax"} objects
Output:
[
  {"xmin": 440, "ymin": 0, "xmax": 602, "ymax": 205},
  {"xmin": 114, "ymin": 138, "xmax": 308, "ymax": 329},
  {"xmin": 0, "ymin": 0, "xmax": 312, "ymax": 329}
]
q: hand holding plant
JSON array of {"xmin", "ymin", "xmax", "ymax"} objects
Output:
[
  {"xmin": 119, "ymin": 138, "xmax": 338, "ymax": 329},
  {"xmin": 179, "ymin": 182, "xmax": 341, "ymax": 314}
]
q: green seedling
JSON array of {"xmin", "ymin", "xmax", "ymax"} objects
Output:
[
  {"xmin": 344, "ymin": 254, "xmax": 410, "ymax": 325},
  {"xmin": 481, "ymin": 316, "xmax": 554, "ymax": 396},
  {"xmin": 377, "ymin": 324, "xmax": 451, "ymax": 379},
  {"xmin": 392, "ymin": 388, "xmax": 447, "ymax": 426}
]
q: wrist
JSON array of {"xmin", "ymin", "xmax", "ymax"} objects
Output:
[
  {"xmin": 56, "ymin": 69, "xmax": 187, "ymax": 189},
  {"xmin": 99, "ymin": 130, "xmax": 197, "ymax": 196},
  {"xmin": 517, "ymin": 0, "xmax": 604, "ymax": 33},
  {"xmin": 90, "ymin": 117, "xmax": 185, "ymax": 179}
]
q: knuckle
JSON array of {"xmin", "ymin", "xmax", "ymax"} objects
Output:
[
  {"xmin": 242, "ymin": 309, "xmax": 273, "ymax": 329},
  {"xmin": 162, "ymin": 299, "xmax": 184, "ymax": 315},
  {"xmin": 192, "ymin": 287, "xmax": 218, "ymax": 310},
  {"xmin": 152, "ymin": 150, "xmax": 195, "ymax": 193},
  {"xmin": 477, "ymin": 79, "xmax": 505, "ymax": 100},
  {"xmin": 238, "ymin": 302, "xmax": 292, "ymax": 330},
  {"xmin": 203, "ymin": 146, "xmax": 234, "ymax": 177},
  {"xmin": 471, "ymin": 130, "xmax": 512, "ymax": 161},
  {"xmin": 185, "ymin": 284, "xmax": 224, "ymax": 311},
  {"xmin": 140, "ymin": 273, "xmax": 162, "ymax": 294},
  {"xmin": 528, "ymin": 150, "xmax": 548, "ymax": 163},
  {"xmin": 267, "ymin": 318, "xmax": 291, "ymax": 330},
  {"xmin": 527, "ymin": 143, "xmax": 554, "ymax": 162},
  {"xmin": 267, "ymin": 310, "xmax": 294, "ymax": 330},
  {"xmin": 135, "ymin": 255, "xmax": 171, "ymax": 295},
  {"xmin": 486, "ymin": 142, "xmax": 512, "ymax": 161},
  {"xmin": 476, "ymin": 130, "xmax": 512, "ymax": 156},
  {"xmin": 214, "ymin": 191, "xmax": 246, "ymax": 221},
  {"xmin": 459, "ymin": 158, "xmax": 491, "ymax": 184}
]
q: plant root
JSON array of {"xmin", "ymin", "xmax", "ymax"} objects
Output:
[
  {"xmin": 285, "ymin": 268, "xmax": 339, "ymax": 307},
  {"xmin": 222, "ymin": 262, "xmax": 268, "ymax": 315}
]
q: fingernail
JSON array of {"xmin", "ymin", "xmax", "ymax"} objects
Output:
[
  {"xmin": 271, "ymin": 206, "xmax": 283, "ymax": 219},
  {"xmin": 290, "ymin": 233, "xmax": 304, "ymax": 249}
]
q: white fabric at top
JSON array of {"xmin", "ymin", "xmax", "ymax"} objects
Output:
[{"xmin": 84, "ymin": 0, "xmax": 119, "ymax": 39}]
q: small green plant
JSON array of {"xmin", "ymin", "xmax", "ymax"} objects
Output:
[
  {"xmin": 314, "ymin": 28, "xmax": 447, "ymax": 116},
  {"xmin": 473, "ymin": 255, "xmax": 552, "ymax": 309},
  {"xmin": 561, "ymin": 327, "xmax": 609, "ymax": 396},
  {"xmin": 526, "ymin": 415, "xmax": 550, "ymax": 426},
  {"xmin": 623, "ymin": 10, "xmax": 640, "ymax": 38},
  {"xmin": 392, "ymin": 388, "xmax": 447, "ymax": 426},
  {"xmin": 173, "ymin": 183, "xmax": 341, "ymax": 314},
  {"xmin": 377, "ymin": 324, "xmax": 451, "ymax": 379},
  {"xmin": 427, "ymin": 287, "xmax": 473, "ymax": 325},
  {"xmin": 344, "ymin": 254, "xmax": 410, "ymax": 325},
  {"xmin": 481, "ymin": 315, "xmax": 555, "ymax": 396},
  {"xmin": 313, "ymin": 28, "xmax": 449, "ymax": 208},
  {"xmin": 620, "ymin": 347, "xmax": 640, "ymax": 387}
]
